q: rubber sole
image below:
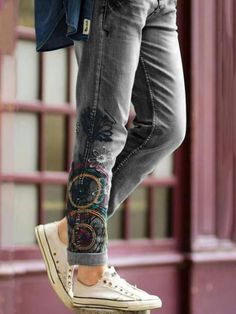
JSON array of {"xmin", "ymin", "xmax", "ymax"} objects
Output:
[
  {"xmin": 35, "ymin": 224, "xmax": 73, "ymax": 310},
  {"xmin": 73, "ymin": 296, "xmax": 162, "ymax": 311}
]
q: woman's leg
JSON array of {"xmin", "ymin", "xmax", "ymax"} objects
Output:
[
  {"xmin": 107, "ymin": 0, "xmax": 186, "ymax": 217},
  {"xmin": 65, "ymin": 0, "xmax": 152, "ymax": 268},
  {"xmin": 64, "ymin": 0, "xmax": 186, "ymax": 260}
]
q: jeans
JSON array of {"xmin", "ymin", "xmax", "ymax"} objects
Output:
[{"xmin": 66, "ymin": 0, "xmax": 186, "ymax": 266}]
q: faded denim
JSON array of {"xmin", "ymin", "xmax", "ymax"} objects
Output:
[{"xmin": 66, "ymin": 0, "xmax": 187, "ymax": 266}]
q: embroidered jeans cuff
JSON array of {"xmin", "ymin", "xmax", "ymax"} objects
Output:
[{"xmin": 67, "ymin": 249, "xmax": 108, "ymax": 266}]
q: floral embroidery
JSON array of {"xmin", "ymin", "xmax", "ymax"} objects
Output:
[
  {"xmin": 81, "ymin": 107, "xmax": 116, "ymax": 142},
  {"xmin": 88, "ymin": 146, "xmax": 113, "ymax": 169}
]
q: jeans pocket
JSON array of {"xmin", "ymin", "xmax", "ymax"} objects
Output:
[{"xmin": 102, "ymin": 0, "xmax": 132, "ymax": 32}]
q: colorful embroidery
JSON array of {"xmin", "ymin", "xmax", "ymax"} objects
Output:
[
  {"xmin": 72, "ymin": 223, "xmax": 96, "ymax": 251},
  {"xmin": 67, "ymin": 161, "xmax": 109, "ymax": 211},
  {"xmin": 68, "ymin": 209, "xmax": 108, "ymax": 253},
  {"xmin": 66, "ymin": 105, "xmax": 116, "ymax": 254}
]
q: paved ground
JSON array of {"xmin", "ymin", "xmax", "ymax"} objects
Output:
[{"xmin": 74, "ymin": 308, "xmax": 150, "ymax": 314}]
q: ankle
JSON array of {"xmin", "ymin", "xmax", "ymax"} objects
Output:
[
  {"xmin": 57, "ymin": 218, "xmax": 68, "ymax": 245},
  {"xmin": 77, "ymin": 264, "xmax": 108, "ymax": 286}
]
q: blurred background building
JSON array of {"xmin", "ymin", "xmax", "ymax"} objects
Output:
[{"xmin": 0, "ymin": 0, "xmax": 235, "ymax": 313}]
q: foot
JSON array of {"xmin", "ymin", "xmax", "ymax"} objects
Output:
[
  {"xmin": 72, "ymin": 265, "xmax": 162, "ymax": 311},
  {"xmin": 35, "ymin": 222, "xmax": 74, "ymax": 309}
]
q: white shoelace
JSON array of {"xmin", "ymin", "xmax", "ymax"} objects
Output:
[{"xmin": 103, "ymin": 267, "xmax": 142, "ymax": 299}]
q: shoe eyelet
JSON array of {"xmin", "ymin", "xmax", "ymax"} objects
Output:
[
  {"xmin": 53, "ymin": 252, "xmax": 56, "ymax": 256},
  {"xmin": 103, "ymin": 280, "xmax": 107, "ymax": 284},
  {"xmin": 109, "ymin": 282, "xmax": 112, "ymax": 286}
]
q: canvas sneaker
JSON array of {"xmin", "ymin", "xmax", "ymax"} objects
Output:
[
  {"xmin": 72, "ymin": 265, "xmax": 162, "ymax": 311},
  {"xmin": 35, "ymin": 222, "xmax": 74, "ymax": 309}
]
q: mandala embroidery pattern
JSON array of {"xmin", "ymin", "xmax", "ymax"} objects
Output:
[
  {"xmin": 68, "ymin": 210, "xmax": 107, "ymax": 252},
  {"xmin": 67, "ymin": 162, "xmax": 109, "ymax": 211},
  {"xmin": 72, "ymin": 223, "xmax": 96, "ymax": 251},
  {"xmin": 66, "ymin": 161, "xmax": 109, "ymax": 253}
]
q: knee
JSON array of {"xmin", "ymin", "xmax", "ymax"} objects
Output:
[
  {"xmin": 150, "ymin": 117, "xmax": 187, "ymax": 152},
  {"xmin": 168, "ymin": 118, "xmax": 187, "ymax": 150}
]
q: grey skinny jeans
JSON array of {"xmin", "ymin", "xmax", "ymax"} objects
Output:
[{"xmin": 66, "ymin": 0, "xmax": 187, "ymax": 266}]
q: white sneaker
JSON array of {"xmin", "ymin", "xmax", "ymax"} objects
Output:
[
  {"xmin": 72, "ymin": 265, "xmax": 162, "ymax": 311},
  {"xmin": 35, "ymin": 222, "xmax": 74, "ymax": 309}
]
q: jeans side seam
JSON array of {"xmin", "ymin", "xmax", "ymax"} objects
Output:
[
  {"xmin": 80, "ymin": 15, "xmax": 107, "ymax": 171},
  {"xmin": 112, "ymin": 52, "xmax": 159, "ymax": 178}
]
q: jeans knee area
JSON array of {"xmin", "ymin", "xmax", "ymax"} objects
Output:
[{"xmin": 144, "ymin": 116, "xmax": 186, "ymax": 154}]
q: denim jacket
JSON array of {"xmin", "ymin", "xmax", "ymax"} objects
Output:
[{"xmin": 34, "ymin": 0, "xmax": 94, "ymax": 52}]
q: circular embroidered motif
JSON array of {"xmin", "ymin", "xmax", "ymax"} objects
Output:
[
  {"xmin": 68, "ymin": 173, "xmax": 102, "ymax": 209},
  {"xmin": 70, "ymin": 210, "xmax": 107, "ymax": 252},
  {"xmin": 67, "ymin": 163, "xmax": 109, "ymax": 210},
  {"xmin": 71, "ymin": 223, "xmax": 96, "ymax": 251}
]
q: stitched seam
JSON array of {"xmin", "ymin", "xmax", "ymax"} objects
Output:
[
  {"xmin": 112, "ymin": 53, "xmax": 159, "ymax": 177},
  {"xmin": 77, "ymin": 7, "xmax": 107, "ymax": 181}
]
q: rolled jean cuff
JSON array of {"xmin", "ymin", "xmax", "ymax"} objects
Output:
[{"xmin": 67, "ymin": 249, "xmax": 108, "ymax": 266}]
